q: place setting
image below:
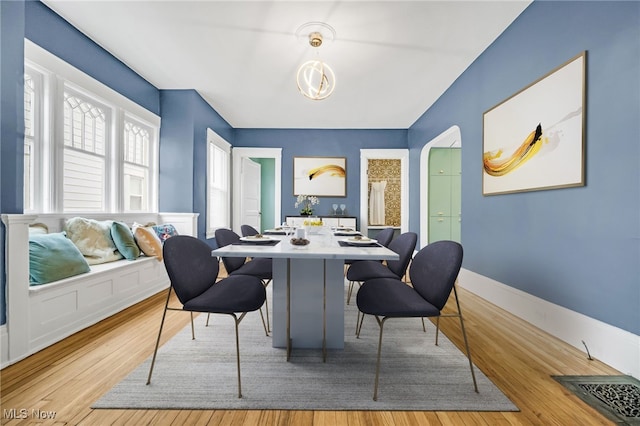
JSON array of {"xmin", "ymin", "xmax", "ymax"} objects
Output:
[
  {"xmin": 338, "ymin": 235, "xmax": 381, "ymax": 247},
  {"xmin": 263, "ymin": 227, "xmax": 293, "ymax": 236},
  {"xmin": 333, "ymin": 227, "xmax": 361, "ymax": 237},
  {"xmin": 233, "ymin": 234, "xmax": 281, "ymax": 246},
  {"xmin": 262, "ymin": 229, "xmax": 288, "ymax": 235}
]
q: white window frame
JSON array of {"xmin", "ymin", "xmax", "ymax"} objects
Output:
[
  {"xmin": 206, "ymin": 128, "xmax": 231, "ymax": 238},
  {"xmin": 24, "ymin": 39, "xmax": 160, "ymax": 214},
  {"xmin": 60, "ymin": 84, "xmax": 111, "ymax": 213},
  {"xmin": 121, "ymin": 113, "xmax": 158, "ymax": 212},
  {"xmin": 23, "ymin": 67, "xmax": 44, "ymax": 213}
]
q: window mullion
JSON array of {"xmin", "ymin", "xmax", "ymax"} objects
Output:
[
  {"xmin": 33, "ymin": 71, "xmax": 44, "ymax": 213},
  {"xmin": 112, "ymin": 108, "xmax": 123, "ymax": 212},
  {"xmin": 51, "ymin": 76, "xmax": 66, "ymax": 213}
]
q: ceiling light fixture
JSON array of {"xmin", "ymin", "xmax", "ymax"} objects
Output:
[{"xmin": 295, "ymin": 22, "xmax": 336, "ymax": 101}]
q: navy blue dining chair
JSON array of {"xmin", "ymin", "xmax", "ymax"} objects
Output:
[
  {"xmin": 345, "ymin": 227, "xmax": 395, "ymax": 302},
  {"xmin": 215, "ymin": 228, "xmax": 273, "ymax": 334},
  {"xmin": 373, "ymin": 227, "xmax": 396, "ymax": 248},
  {"xmin": 147, "ymin": 235, "xmax": 266, "ymax": 398},
  {"xmin": 241, "ymin": 224, "xmax": 260, "ymax": 237},
  {"xmin": 356, "ymin": 240, "xmax": 478, "ymax": 400},
  {"xmin": 347, "ymin": 231, "xmax": 417, "ymax": 333}
]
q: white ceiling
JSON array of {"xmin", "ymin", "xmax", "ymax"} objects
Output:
[{"xmin": 42, "ymin": 0, "xmax": 530, "ymax": 129}]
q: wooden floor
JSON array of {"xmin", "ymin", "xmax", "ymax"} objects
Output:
[{"xmin": 1, "ymin": 280, "xmax": 620, "ymax": 425}]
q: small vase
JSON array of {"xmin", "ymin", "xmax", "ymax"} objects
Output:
[{"xmin": 300, "ymin": 211, "xmax": 312, "ymax": 216}]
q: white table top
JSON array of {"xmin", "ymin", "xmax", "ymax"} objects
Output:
[{"xmin": 211, "ymin": 233, "xmax": 399, "ymax": 261}]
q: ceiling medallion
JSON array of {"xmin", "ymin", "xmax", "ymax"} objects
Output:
[{"xmin": 295, "ymin": 22, "xmax": 336, "ymax": 101}]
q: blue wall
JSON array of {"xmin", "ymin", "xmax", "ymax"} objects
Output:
[
  {"xmin": 235, "ymin": 129, "xmax": 407, "ymax": 222},
  {"xmin": 159, "ymin": 89, "xmax": 234, "ymax": 243},
  {"xmin": 24, "ymin": 1, "xmax": 159, "ymax": 115},
  {"xmin": 158, "ymin": 91, "xmax": 196, "ymax": 214},
  {"xmin": 0, "ymin": 0, "xmax": 26, "ymax": 325},
  {"xmin": 408, "ymin": 1, "xmax": 640, "ymax": 335}
]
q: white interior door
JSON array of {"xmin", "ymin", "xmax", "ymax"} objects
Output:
[
  {"xmin": 231, "ymin": 148, "xmax": 281, "ymax": 235},
  {"xmin": 240, "ymin": 157, "xmax": 262, "ymax": 231}
]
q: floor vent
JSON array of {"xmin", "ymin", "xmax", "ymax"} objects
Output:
[{"xmin": 553, "ymin": 375, "xmax": 640, "ymax": 425}]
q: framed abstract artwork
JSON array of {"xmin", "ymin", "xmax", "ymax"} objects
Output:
[
  {"xmin": 482, "ymin": 52, "xmax": 586, "ymax": 195},
  {"xmin": 293, "ymin": 156, "xmax": 346, "ymax": 196}
]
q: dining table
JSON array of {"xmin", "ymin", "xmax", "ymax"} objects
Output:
[{"xmin": 211, "ymin": 227, "xmax": 399, "ymax": 361}]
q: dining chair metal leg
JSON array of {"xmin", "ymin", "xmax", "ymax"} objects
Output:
[
  {"xmin": 232, "ymin": 313, "xmax": 242, "ymax": 398},
  {"xmin": 263, "ymin": 286, "xmax": 271, "ymax": 333},
  {"xmin": 421, "ymin": 317, "xmax": 426, "ymax": 332},
  {"xmin": 372, "ymin": 316, "xmax": 387, "ymax": 401},
  {"xmin": 146, "ymin": 288, "xmax": 172, "ymax": 385},
  {"xmin": 453, "ymin": 285, "xmax": 478, "ymax": 392},
  {"xmin": 434, "ymin": 284, "xmax": 478, "ymax": 393},
  {"xmin": 258, "ymin": 307, "xmax": 269, "ymax": 336},
  {"xmin": 347, "ymin": 280, "xmax": 355, "ymax": 304},
  {"xmin": 190, "ymin": 312, "xmax": 195, "ymax": 339},
  {"xmin": 260, "ymin": 278, "xmax": 272, "ymax": 333},
  {"xmin": 347, "ymin": 280, "xmax": 364, "ymax": 305},
  {"xmin": 356, "ymin": 311, "xmax": 366, "ymax": 338}
]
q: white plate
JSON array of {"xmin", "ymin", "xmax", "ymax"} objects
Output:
[
  {"xmin": 335, "ymin": 230, "xmax": 360, "ymax": 235},
  {"xmin": 343, "ymin": 238, "xmax": 377, "ymax": 245},
  {"xmin": 264, "ymin": 229, "xmax": 287, "ymax": 234},
  {"xmin": 240, "ymin": 236, "xmax": 273, "ymax": 243}
]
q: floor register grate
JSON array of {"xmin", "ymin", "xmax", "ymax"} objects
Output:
[{"xmin": 553, "ymin": 375, "xmax": 640, "ymax": 425}]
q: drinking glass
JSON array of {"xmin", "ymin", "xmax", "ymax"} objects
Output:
[
  {"xmin": 340, "ymin": 204, "xmax": 346, "ymax": 215},
  {"xmin": 329, "ymin": 224, "xmax": 337, "ymax": 244},
  {"xmin": 332, "ymin": 204, "xmax": 338, "ymax": 215},
  {"xmin": 282, "ymin": 221, "xmax": 291, "ymax": 237}
]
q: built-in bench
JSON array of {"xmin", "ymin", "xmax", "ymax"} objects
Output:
[{"xmin": 1, "ymin": 212, "xmax": 198, "ymax": 368}]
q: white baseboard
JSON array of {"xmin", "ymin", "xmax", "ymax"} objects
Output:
[
  {"xmin": 458, "ymin": 268, "xmax": 640, "ymax": 379},
  {"xmin": 0, "ymin": 325, "xmax": 7, "ymax": 364}
]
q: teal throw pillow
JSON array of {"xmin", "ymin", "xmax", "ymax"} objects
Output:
[
  {"xmin": 111, "ymin": 222, "xmax": 140, "ymax": 260},
  {"xmin": 29, "ymin": 233, "xmax": 91, "ymax": 285}
]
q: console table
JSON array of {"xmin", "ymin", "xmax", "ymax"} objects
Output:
[{"xmin": 285, "ymin": 215, "xmax": 357, "ymax": 229}]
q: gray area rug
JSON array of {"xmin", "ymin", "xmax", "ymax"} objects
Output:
[{"xmin": 94, "ymin": 290, "xmax": 518, "ymax": 411}]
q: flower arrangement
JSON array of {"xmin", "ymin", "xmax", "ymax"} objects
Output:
[
  {"xmin": 295, "ymin": 194, "xmax": 319, "ymax": 216},
  {"xmin": 303, "ymin": 218, "xmax": 324, "ymax": 233}
]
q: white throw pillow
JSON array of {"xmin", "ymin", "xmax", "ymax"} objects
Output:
[{"xmin": 64, "ymin": 217, "xmax": 123, "ymax": 265}]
